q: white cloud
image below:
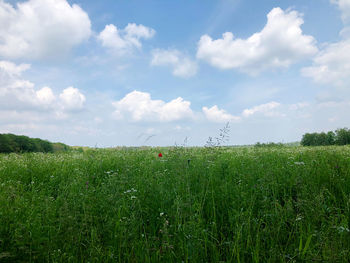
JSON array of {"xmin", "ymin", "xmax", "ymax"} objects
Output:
[
  {"xmin": 242, "ymin": 102, "xmax": 281, "ymax": 117},
  {"xmin": 202, "ymin": 105, "xmax": 241, "ymax": 123},
  {"xmin": 202, "ymin": 101, "xmax": 284, "ymax": 123},
  {"xmin": 301, "ymin": 0, "xmax": 350, "ymax": 89},
  {"xmin": 98, "ymin": 23, "xmax": 155, "ymax": 54},
  {"xmin": 302, "ymin": 39, "xmax": 350, "ymax": 87},
  {"xmin": 59, "ymin": 87, "xmax": 86, "ymax": 111},
  {"xmin": 151, "ymin": 49, "xmax": 198, "ymax": 78},
  {"xmin": 288, "ymin": 102, "xmax": 309, "ymax": 111},
  {"xmin": 0, "ymin": 60, "xmax": 86, "ymax": 113},
  {"xmin": 36, "ymin": 87, "xmax": 56, "ymax": 105},
  {"xmin": 197, "ymin": 7, "xmax": 317, "ymax": 74},
  {"xmin": 124, "ymin": 23, "xmax": 156, "ymax": 46},
  {"xmin": 0, "ymin": 60, "xmax": 30, "ymax": 76},
  {"xmin": 0, "ymin": 60, "xmax": 47, "ymax": 108},
  {"xmin": 112, "ymin": 90, "xmax": 193, "ymax": 122},
  {"xmin": 0, "ymin": 0, "xmax": 91, "ymax": 60},
  {"xmin": 331, "ymin": 0, "xmax": 350, "ymax": 23}
]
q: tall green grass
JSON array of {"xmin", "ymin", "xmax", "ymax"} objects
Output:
[{"xmin": 1, "ymin": 146, "xmax": 350, "ymax": 262}]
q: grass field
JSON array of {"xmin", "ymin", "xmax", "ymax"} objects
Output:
[{"xmin": 1, "ymin": 146, "xmax": 350, "ymax": 262}]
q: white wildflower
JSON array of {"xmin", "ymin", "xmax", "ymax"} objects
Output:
[{"xmin": 337, "ymin": 226, "xmax": 350, "ymax": 233}]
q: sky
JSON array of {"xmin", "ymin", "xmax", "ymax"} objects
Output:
[{"xmin": 1, "ymin": 0, "xmax": 350, "ymax": 147}]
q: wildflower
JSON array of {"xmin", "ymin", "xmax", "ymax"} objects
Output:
[
  {"xmin": 158, "ymin": 152, "xmax": 163, "ymax": 157},
  {"xmin": 337, "ymin": 226, "xmax": 350, "ymax": 233},
  {"xmin": 123, "ymin": 188, "xmax": 137, "ymax": 194}
]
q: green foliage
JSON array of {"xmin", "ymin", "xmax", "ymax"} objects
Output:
[
  {"xmin": 0, "ymin": 134, "xmax": 69, "ymax": 153},
  {"xmin": 52, "ymin": 142, "xmax": 70, "ymax": 153},
  {"xmin": 254, "ymin": 142, "xmax": 285, "ymax": 148},
  {"xmin": 301, "ymin": 128, "xmax": 350, "ymax": 146},
  {"xmin": 0, "ymin": 135, "xmax": 12, "ymax": 153},
  {"xmin": 326, "ymin": 131, "xmax": 336, "ymax": 145},
  {"xmin": 335, "ymin": 128, "xmax": 350, "ymax": 145},
  {"xmin": 1, "ymin": 146, "xmax": 350, "ymax": 262}
]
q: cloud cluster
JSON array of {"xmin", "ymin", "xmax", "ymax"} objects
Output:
[
  {"xmin": 202, "ymin": 101, "xmax": 283, "ymax": 123},
  {"xmin": 302, "ymin": 0, "xmax": 350, "ymax": 88},
  {"xmin": 242, "ymin": 101, "xmax": 281, "ymax": 117},
  {"xmin": 301, "ymin": 0, "xmax": 350, "ymax": 88},
  {"xmin": 151, "ymin": 49, "xmax": 198, "ymax": 78},
  {"xmin": 112, "ymin": 91, "xmax": 193, "ymax": 122},
  {"xmin": 98, "ymin": 23, "xmax": 155, "ymax": 55},
  {"xmin": 0, "ymin": 0, "xmax": 91, "ymax": 60},
  {"xmin": 59, "ymin": 87, "xmax": 86, "ymax": 111},
  {"xmin": 0, "ymin": 60, "xmax": 86, "ymax": 112},
  {"xmin": 302, "ymin": 39, "xmax": 350, "ymax": 87},
  {"xmin": 202, "ymin": 105, "xmax": 241, "ymax": 123},
  {"xmin": 197, "ymin": 7, "xmax": 317, "ymax": 74},
  {"xmin": 331, "ymin": 0, "xmax": 350, "ymax": 23},
  {"xmin": 112, "ymin": 89, "xmax": 287, "ymax": 124}
]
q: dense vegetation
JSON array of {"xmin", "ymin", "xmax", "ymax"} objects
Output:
[
  {"xmin": 1, "ymin": 146, "xmax": 350, "ymax": 262},
  {"xmin": 301, "ymin": 128, "xmax": 350, "ymax": 146},
  {"xmin": 0, "ymin": 133, "xmax": 70, "ymax": 153}
]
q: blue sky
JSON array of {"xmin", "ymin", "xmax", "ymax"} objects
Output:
[{"xmin": 1, "ymin": 0, "xmax": 350, "ymax": 146}]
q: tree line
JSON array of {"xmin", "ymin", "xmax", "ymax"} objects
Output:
[
  {"xmin": 301, "ymin": 128, "xmax": 350, "ymax": 146},
  {"xmin": 0, "ymin": 133, "xmax": 70, "ymax": 153}
]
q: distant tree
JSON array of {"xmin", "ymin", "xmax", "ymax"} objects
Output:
[
  {"xmin": 38, "ymin": 140, "xmax": 53, "ymax": 152},
  {"xmin": 316, "ymin": 132, "xmax": 327, "ymax": 146},
  {"xmin": 0, "ymin": 133, "xmax": 64, "ymax": 153},
  {"xmin": 255, "ymin": 142, "xmax": 262, "ymax": 147},
  {"xmin": 301, "ymin": 133, "xmax": 315, "ymax": 146},
  {"xmin": 326, "ymin": 131, "xmax": 336, "ymax": 145},
  {"xmin": 52, "ymin": 143, "xmax": 69, "ymax": 152},
  {"xmin": 254, "ymin": 142, "xmax": 284, "ymax": 148},
  {"xmin": 0, "ymin": 134, "xmax": 13, "ymax": 153},
  {"xmin": 335, "ymin": 128, "xmax": 350, "ymax": 145},
  {"xmin": 301, "ymin": 128, "xmax": 350, "ymax": 146},
  {"xmin": 13, "ymin": 135, "xmax": 36, "ymax": 152}
]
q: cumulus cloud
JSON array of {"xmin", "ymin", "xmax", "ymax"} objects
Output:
[
  {"xmin": 202, "ymin": 105, "xmax": 241, "ymax": 123},
  {"xmin": 0, "ymin": 61, "xmax": 30, "ymax": 76},
  {"xmin": 59, "ymin": 87, "xmax": 86, "ymax": 111},
  {"xmin": 301, "ymin": 0, "xmax": 350, "ymax": 88},
  {"xmin": 197, "ymin": 7, "xmax": 317, "ymax": 74},
  {"xmin": 151, "ymin": 49, "xmax": 198, "ymax": 78},
  {"xmin": 202, "ymin": 101, "xmax": 285, "ymax": 123},
  {"xmin": 301, "ymin": 1, "xmax": 350, "ymax": 88},
  {"xmin": 242, "ymin": 102, "xmax": 281, "ymax": 117},
  {"xmin": 0, "ymin": 60, "xmax": 49, "ymax": 109},
  {"xmin": 112, "ymin": 90, "xmax": 193, "ymax": 122},
  {"xmin": 98, "ymin": 23, "xmax": 155, "ymax": 55},
  {"xmin": 36, "ymin": 87, "xmax": 56, "ymax": 105},
  {"xmin": 301, "ymin": 39, "xmax": 350, "ymax": 87},
  {"xmin": 0, "ymin": 60, "xmax": 86, "ymax": 112},
  {"xmin": 331, "ymin": 0, "xmax": 350, "ymax": 23},
  {"xmin": 0, "ymin": 0, "xmax": 91, "ymax": 60}
]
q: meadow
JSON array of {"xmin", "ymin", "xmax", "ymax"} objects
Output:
[{"xmin": 1, "ymin": 146, "xmax": 350, "ymax": 262}]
